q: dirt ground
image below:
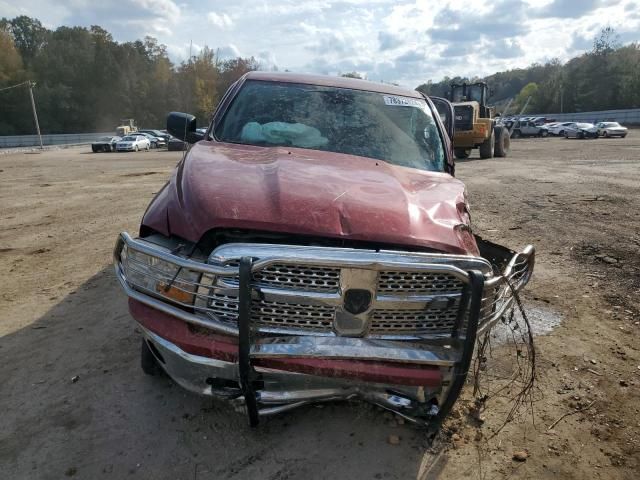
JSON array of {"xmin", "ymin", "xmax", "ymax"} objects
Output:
[{"xmin": 0, "ymin": 137, "xmax": 638, "ymax": 480}]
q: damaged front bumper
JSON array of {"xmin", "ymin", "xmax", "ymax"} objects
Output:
[{"xmin": 114, "ymin": 233, "xmax": 534, "ymax": 427}]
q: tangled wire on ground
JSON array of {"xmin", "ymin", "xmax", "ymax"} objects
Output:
[{"xmin": 470, "ymin": 281, "xmax": 539, "ymax": 438}]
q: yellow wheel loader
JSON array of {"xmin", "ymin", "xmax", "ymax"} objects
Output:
[{"xmin": 447, "ymin": 82, "xmax": 509, "ymax": 160}]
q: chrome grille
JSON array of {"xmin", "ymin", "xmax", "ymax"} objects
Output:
[
  {"xmin": 224, "ymin": 263, "xmax": 340, "ymax": 293},
  {"xmin": 377, "ymin": 271, "xmax": 464, "ymax": 295},
  {"xmin": 206, "ymin": 292, "xmax": 335, "ymax": 331},
  {"xmin": 370, "ymin": 307, "xmax": 459, "ymax": 334},
  {"xmin": 254, "ymin": 264, "xmax": 340, "ymax": 292},
  {"xmin": 117, "ymin": 235, "xmax": 532, "ymax": 339}
]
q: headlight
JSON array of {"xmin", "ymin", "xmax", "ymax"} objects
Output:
[{"xmin": 120, "ymin": 244, "xmax": 201, "ymax": 305}]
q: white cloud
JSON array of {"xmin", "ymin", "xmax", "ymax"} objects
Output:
[
  {"xmin": 207, "ymin": 12, "xmax": 233, "ymax": 29},
  {"xmin": 218, "ymin": 43, "xmax": 241, "ymax": 59},
  {"xmin": 131, "ymin": 0, "xmax": 179, "ymax": 19},
  {"xmin": 3, "ymin": 0, "xmax": 640, "ymax": 87}
]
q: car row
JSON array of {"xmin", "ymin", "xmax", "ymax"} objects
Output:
[
  {"xmin": 545, "ymin": 121, "xmax": 628, "ymax": 139},
  {"xmin": 91, "ymin": 130, "xmax": 170, "ymax": 153},
  {"xmin": 500, "ymin": 116, "xmax": 630, "ymax": 140}
]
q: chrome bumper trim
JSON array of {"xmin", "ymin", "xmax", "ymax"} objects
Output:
[{"xmin": 250, "ymin": 336, "xmax": 457, "ymax": 366}]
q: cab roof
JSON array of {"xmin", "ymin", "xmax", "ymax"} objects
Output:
[{"xmin": 243, "ymin": 71, "xmax": 424, "ymax": 99}]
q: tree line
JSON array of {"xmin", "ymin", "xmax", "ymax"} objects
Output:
[
  {"xmin": 2, "ymin": 18, "xmax": 639, "ymax": 135},
  {"xmin": 0, "ymin": 16, "xmax": 259, "ymax": 135},
  {"xmin": 417, "ymin": 28, "xmax": 640, "ymax": 115}
]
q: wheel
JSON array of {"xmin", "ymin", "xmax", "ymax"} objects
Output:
[
  {"xmin": 134, "ymin": 145, "xmax": 139, "ymax": 151},
  {"xmin": 540, "ymin": 130, "xmax": 548, "ymax": 137},
  {"xmin": 559, "ymin": 130, "xmax": 565, "ymax": 136},
  {"xmin": 604, "ymin": 131, "xmax": 609, "ymax": 138},
  {"xmin": 622, "ymin": 134, "xmax": 627, "ymax": 138},
  {"xmin": 454, "ymin": 148, "xmax": 471, "ymax": 160},
  {"xmin": 91, "ymin": 146, "xmax": 98, "ymax": 153},
  {"xmin": 479, "ymin": 129, "xmax": 495, "ymax": 159},
  {"xmin": 140, "ymin": 339, "xmax": 164, "ymax": 376},
  {"xmin": 564, "ymin": 132, "xmax": 569, "ymax": 139},
  {"xmin": 493, "ymin": 126, "xmax": 510, "ymax": 157},
  {"xmin": 511, "ymin": 129, "xmax": 520, "ymax": 139},
  {"xmin": 146, "ymin": 144, "xmax": 150, "ymax": 151}
]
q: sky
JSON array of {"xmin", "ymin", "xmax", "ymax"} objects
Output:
[{"xmin": 1, "ymin": 0, "xmax": 640, "ymax": 87}]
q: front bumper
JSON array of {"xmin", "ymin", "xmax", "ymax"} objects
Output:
[
  {"xmin": 134, "ymin": 299, "xmax": 449, "ymax": 421},
  {"xmin": 115, "ymin": 233, "xmax": 534, "ymax": 426}
]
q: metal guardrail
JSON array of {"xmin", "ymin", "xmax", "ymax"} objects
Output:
[{"xmin": 0, "ymin": 132, "xmax": 113, "ymax": 148}]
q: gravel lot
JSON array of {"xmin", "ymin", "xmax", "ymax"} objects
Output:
[{"xmin": 1, "ymin": 137, "xmax": 638, "ymax": 479}]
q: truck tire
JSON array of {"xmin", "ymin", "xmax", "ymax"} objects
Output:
[
  {"xmin": 479, "ymin": 129, "xmax": 494, "ymax": 159},
  {"xmin": 454, "ymin": 148, "xmax": 471, "ymax": 160},
  {"xmin": 140, "ymin": 339, "xmax": 164, "ymax": 376},
  {"xmin": 493, "ymin": 126, "xmax": 510, "ymax": 157}
]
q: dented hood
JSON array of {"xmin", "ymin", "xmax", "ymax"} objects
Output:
[{"xmin": 142, "ymin": 141, "xmax": 475, "ymax": 254}]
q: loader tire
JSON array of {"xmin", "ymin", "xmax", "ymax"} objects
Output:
[
  {"xmin": 479, "ymin": 129, "xmax": 495, "ymax": 159},
  {"xmin": 493, "ymin": 126, "xmax": 510, "ymax": 158}
]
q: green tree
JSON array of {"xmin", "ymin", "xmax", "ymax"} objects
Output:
[
  {"xmin": 513, "ymin": 82, "xmax": 539, "ymax": 113},
  {"xmin": 341, "ymin": 71, "xmax": 363, "ymax": 79},
  {"xmin": 0, "ymin": 16, "xmax": 48, "ymax": 66},
  {"xmin": 0, "ymin": 29, "xmax": 24, "ymax": 83}
]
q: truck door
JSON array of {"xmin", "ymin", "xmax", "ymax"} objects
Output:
[{"xmin": 428, "ymin": 96, "xmax": 454, "ymax": 140}]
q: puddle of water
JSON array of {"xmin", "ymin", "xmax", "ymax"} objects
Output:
[{"xmin": 490, "ymin": 305, "xmax": 563, "ymax": 344}]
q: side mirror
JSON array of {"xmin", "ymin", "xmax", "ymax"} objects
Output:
[{"xmin": 167, "ymin": 112, "xmax": 204, "ymax": 143}]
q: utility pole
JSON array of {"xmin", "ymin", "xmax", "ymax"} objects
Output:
[{"xmin": 28, "ymin": 81, "xmax": 43, "ymax": 149}]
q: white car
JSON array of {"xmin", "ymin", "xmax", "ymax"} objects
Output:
[
  {"xmin": 547, "ymin": 122, "xmax": 574, "ymax": 136},
  {"xmin": 116, "ymin": 135, "xmax": 151, "ymax": 152},
  {"xmin": 595, "ymin": 122, "xmax": 628, "ymax": 138}
]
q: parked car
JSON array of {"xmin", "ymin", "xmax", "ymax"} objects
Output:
[
  {"xmin": 113, "ymin": 72, "xmax": 534, "ymax": 428},
  {"xmin": 511, "ymin": 120, "xmax": 549, "ymax": 138},
  {"xmin": 115, "ymin": 135, "xmax": 151, "ymax": 151},
  {"xmin": 129, "ymin": 132, "xmax": 165, "ymax": 149},
  {"xmin": 167, "ymin": 136, "xmax": 187, "ymax": 151},
  {"xmin": 547, "ymin": 122, "xmax": 574, "ymax": 136},
  {"xmin": 139, "ymin": 129, "xmax": 171, "ymax": 144},
  {"xmin": 563, "ymin": 122, "xmax": 599, "ymax": 139},
  {"xmin": 91, "ymin": 135, "xmax": 120, "ymax": 152},
  {"xmin": 595, "ymin": 122, "xmax": 628, "ymax": 138}
]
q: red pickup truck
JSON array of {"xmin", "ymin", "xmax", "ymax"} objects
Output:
[{"xmin": 114, "ymin": 72, "xmax": 534, "ymax": 428}]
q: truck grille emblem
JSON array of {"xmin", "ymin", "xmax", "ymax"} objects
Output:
[{"xmin": 343, "ymin": 289, "xmax": 372, "ymax": 315}]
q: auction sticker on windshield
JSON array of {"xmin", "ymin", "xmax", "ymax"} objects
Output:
[{"xmin": 383, "ymin": 95, "xmax": 423, "ymax": 107}]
